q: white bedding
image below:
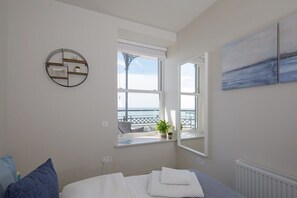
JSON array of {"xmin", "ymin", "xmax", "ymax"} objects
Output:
[
  {"xmin": 62, "ymin": 173, "xmax": 171, "ymax": 198},
  {"xmin": 61, "ymin": 173, "xmax": 132, "ymax": 198},
  {"xmin": 61, "ymin": 172, "xmax": 202, "ymax": 198},
  {"xmin": 161, "ymin": 167, "xmax": 191, "ymax": 185},
  {"xmin": 125, "ymin": 174, "xmax": 163, "ymax": 198},
  {"xmin": 61, "ymin": 170, "xmax": 244, "ymax": 198},
  {"xmin": 148, "ymin": 171, "xmax": 204, "ymax": 197}
]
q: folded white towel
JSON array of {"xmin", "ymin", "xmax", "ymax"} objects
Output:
[
  {"xmin": 161, "ymin": 167, "xmax": 191, "ymax": 185},
  {"xmin": 148, "ymin": 171, "xmax": 204, "ymax": 198}
]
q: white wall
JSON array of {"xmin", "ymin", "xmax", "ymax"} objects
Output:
[
  {"xmin": 117, "ymin": 18, "xmax": 176, "ymax": 48},
  {"xmin": 6, "ymin": 0, "xmax": 176, "ymax": 187},
  {"xmin": 0, "ymin": 0, "xmax": 7, "ymax": 155},
  {"xmin": 168, "ymin": 0, "xmax": 297, "ymax": 189}
]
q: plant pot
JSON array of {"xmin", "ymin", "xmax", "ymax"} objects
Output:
[{"xmin": 161, "ymin": 134, "xmax": 167, "ymax": 138}]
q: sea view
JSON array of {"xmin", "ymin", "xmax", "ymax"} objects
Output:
[{"xmin": 118, "ymin": 108, "xmax": 196, "ymax": 128}]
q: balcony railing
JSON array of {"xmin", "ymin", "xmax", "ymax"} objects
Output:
[
  {"xmin": 118, "ymin": 109, "xmax": 196, "ymax": 129},
  {"xmin": 118, "ymin": 116, "xmax": 159, "ymax": 125}
]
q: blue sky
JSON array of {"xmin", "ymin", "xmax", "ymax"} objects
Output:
[
  {"xmin": 117, "ymin": 52, "xmax": 158, "ymax": 75},
  {"xmin": 180, "ymin": 63, "xmax": 196, "ymax": 93},
  {"xmin": 117, "ymin": 51, "xmax": 159, "ymax": 108}
]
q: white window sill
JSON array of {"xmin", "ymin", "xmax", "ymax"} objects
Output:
[
  {"xmin": 115, "ymin": 131, "xmax": 176, "ymax": 148},
  {"xmin": 180, "ymin": 131, "xmax": 205, "ymax": 140}
]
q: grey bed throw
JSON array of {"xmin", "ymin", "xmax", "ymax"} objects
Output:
[{"xmin": 189, "ymin": 169, "xmax": 244, "ymax": 198}]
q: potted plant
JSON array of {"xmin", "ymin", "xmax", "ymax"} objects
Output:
[
  {"xmin": 167, "ymin": 132, "xmax": 173, "ymax": 139},
  {"xmin": 156, "ymin": 120, "xmax": 171, "ymax": 138}
]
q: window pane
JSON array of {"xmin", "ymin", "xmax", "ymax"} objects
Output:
[
  {"xmin": 118, "ymin": 93, "xmax": 159, "ymax": 131},
  {"xmin": 117, "ymin": 52, "xmax": 126, "ymax": 89},
  {"xmin": 180, "ymin": 95, "xmax": 196, "ymax": 130},
  {"xmin": 128, "ymin": 55, "xmax": 159, "ymax": 90},
  {"xmin": 181, "ymin": 63, "xmax": 196, "ymax": 93},
  {"xmin": 117, "ymin": 92, "xmax": 126, "ymax": 120},
  {"xmin": 117, "ymin": 52, "xmax": 159, "ymax": 90}
]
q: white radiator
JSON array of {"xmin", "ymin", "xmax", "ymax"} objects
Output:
[{"xmin": 236, "ymin": 159, "xmax": 297, "ymax": 198}]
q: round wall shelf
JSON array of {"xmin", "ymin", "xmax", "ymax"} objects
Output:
[{"xmin": 45, "ymin": 49, "xmax": 89, "ymax": 87}]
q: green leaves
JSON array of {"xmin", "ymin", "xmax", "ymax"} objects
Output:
[{"xmin": 156, "ymin": 120, "xmax": 171, "ymax": 134}]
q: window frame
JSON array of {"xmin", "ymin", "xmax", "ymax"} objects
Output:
[
  {"xmin": 177, "ymin": 53, "xmax": 208, "ymax": 157},
  {"xmin": 179, "ymin": 64, "xmax": 201, "ymax": 131},
  {"xmin": 117, "ymin": 49, "xmax": 165, "ymax": 133}
]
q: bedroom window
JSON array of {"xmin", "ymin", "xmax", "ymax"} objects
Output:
[
  {"xmin": 177, "ymin": 53, "xmax": 208, "ymax": 156},
  {"xmin": 179, "ymin": 63, "xmax": 200, "ymax": 131},
  {"xmin": 117, "ymin": 40, "xmax": 166, "ymax": 146},
  {"xmin": 178, "ymin": 55, "xmax": 207, "ymax": 135}
]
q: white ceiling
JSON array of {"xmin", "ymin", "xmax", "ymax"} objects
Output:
[{"xmin": 56, "ymin": 0, "xmax": 217, "ymax": 32}]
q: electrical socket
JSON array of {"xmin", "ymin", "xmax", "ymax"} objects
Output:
[
  {"xmin": 197, "ymin": 157, "xmax": 206, "ymax": 167},
  {"xmin": 102, "ymin": 156, "xmax": 112, "ymax": 164}
]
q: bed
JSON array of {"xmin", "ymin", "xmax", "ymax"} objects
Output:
[
  {"xmin": 1, "ymin": 157, "xmax": 243, "ymax": 198},
  {"xmin": 61, "ymin": 169, "xmax": 244, "ymax": 198}
]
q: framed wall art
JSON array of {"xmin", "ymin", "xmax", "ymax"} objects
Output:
[
  {"xmin": 222, "ymin": 25, "xmax": 278, "ymax": 90},
  {"xmin": 279, "ymin": 13, "xmax": 297, "ymax": 83}
]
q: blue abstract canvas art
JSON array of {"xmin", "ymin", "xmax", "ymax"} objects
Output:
[
  {"xmin": 279, "ymin": 13, "xmax": 297, "ymax": 83},
  {"xmin": 222, "ymin": 25, "xmax": 278, "ymax": 90}
]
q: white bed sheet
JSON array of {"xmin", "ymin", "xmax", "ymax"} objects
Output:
[
  {"xmin": 61, "ymin": 173, "xmax": 132, "ymax": 198},
  {"xmin": 61, "ymin": 170, "xmax": 243, "ymax": 198},
  {"xmin": 62, "ymin": 173, "xmax": 198, "ymax": 198},
  {"xmin": 61, "ymin": 173, "xmax": 155, "ymax": 198}
]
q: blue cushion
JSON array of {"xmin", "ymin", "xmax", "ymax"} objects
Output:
[
  {"xmin": 4, "ymin": 159, "xmax": 59, "ymax": 198},
  {"xmin": 0, "ymin": 156, "xmax": 17, "ymax": 198}
]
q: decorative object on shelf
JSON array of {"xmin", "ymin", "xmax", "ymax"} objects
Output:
[
  {"xmin": 45, "ymin": 49, "xmax": 89, "ymax": 87},
  {"xmin": 50, "ymin": 66, "xmax": 67, "ymax": 78},
  {"xmin": 156, "ymin": 120, "xmax": 171, "ymax": 138},
  {"xmin": 74, "ymin": 66, "xmax": 81, "ymax": 73}
]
